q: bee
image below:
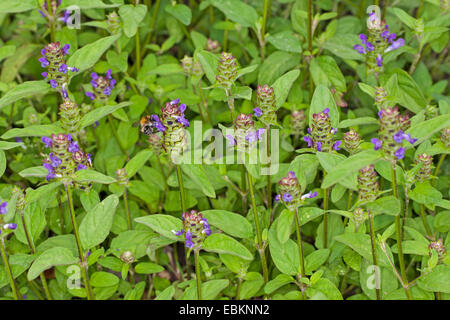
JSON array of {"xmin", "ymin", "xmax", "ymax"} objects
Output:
[{"xmin": 140, "ymin": 115, "xmax": 158, "ymax": 135}]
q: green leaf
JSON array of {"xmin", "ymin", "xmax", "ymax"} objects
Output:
[
  {"xmin": 268, "ymin": 217, "xmax": 300, "ymax": 275},
  {"xmin": 135, "ymin": 262, "xmax": 164, "ymax": 274},
  {"xmin": 272, "ymin": 70, "xmax": 300, "ymax": 108},
  {"xmin": 201, "ymin": 210, "xmax": 253, "ymax": 239},
  {"xmin": 392, "ymin": 8, "xmax": 416, "ymax": 29},
  {"xmin": 27, "ymin": 247, "xmax": 78, "ymax": 281},
  {"xmin": 266, "ymin": 31, "xmax": 302, "ymax": 53},
  {"xmin": 80, "ymin": 102, "xmax": 131, "ymax": 129},
  {"xmin": 338, "ymin": 117, "xmax": 378, "ymax": 128},
  {"xmin": 309, "ymin": 278, "xmax": 343, "ymax": 300},
  {"xmin": 0, "ymin": 0, "xmax": 37, "ymax": 13},
  {"xmin": 0, "ymin": 141, "xmax": 23, "ymax": 150},
  {"xmin": 366, "ymin": 196, "xmax": 401, "ymax": 216},
  {"xmin": 203, "ymin": 234, "xmax": 253, "ymax": 261},
  {"xmin": 276, "ymin": 209, "xmax": 294, "ymax": 244},
  {"xmin": 0, "ymin": 45, "xmax": 16, "ymax": 63},
  {"xmin": 388, "ymin": 70, "xmax": 427, "ymax": 113},
  {"xmin": 211, "ymin": 0, "xmax": 258, "ymax": 28},
  {"xmin": 195, "ymin": 50, "xmax": 219, "ymax": 84},
  {"xmin": 406, "ymin": 114, "xmax": 450, "ymax": 147},
  {"xmin": 310, "ymin": 56, "xmax": 346, "ymax": 92},
  {"xmin": 181, "ymin": 164, "xmax": 216, "ymax": 198},
  {"xmin": 124, "ymin": 150, "xmax": 153, "ymax": 179},
  {"xmin": 305, "ymin": 249, "xmax": 330, "ymax": 274},
  {"xmin": 0, "ymin": 150, "xmax": 5, "ymax": 178},
  {"xmin": 258, "ymin": 51, "xmax": 301, "ymax": 85},
  {"xmin": 61, "ymin": 0, "xmax": 119, "ymax": 9},
  {"xmin": 79, "ymin": 195, "xmax": 119, "ymax": 249},
  {"xmin": 26, "ymin": 182, "xmax": 62, "ymax": 204},
  {"xmin": 1, "ymin": 124, "xmax": 63, "ymax": 139},
  {"xmin": 409, "ymin": 181, "xmax": 443, "ymax": 205},
  {"xmin": 264, "ymin": 274, "xmax": 295, "ymax": 294},
  {"xmin": 321, "ymin": 150, "xmax": 382, "ymax": 189},
  {"xmin": 15, "ymin": 201, "xmax": 46, "ymax": 246},
  {"xmin": 73, "ymin": 169, "xmax": 116, "ymax": 184},
  {"xmin": 309, "ymin": 84, "xmax": 339, "ymax": 128},
  {"xmin": 155, "ymin": 285, "xmax": 175, "ymax": 300},
  {"xmin": 434, "ymin": 211, "xmax": 450, "ymax": 232},
  {"xmin": 67, "ymin": 34, "xmax": 120, "ymax": 75},
  {"xmin": 90, "ymin": 271, "xmax": 120, "ymax": 287},
  {"xmin": 201, "ymin": 279, "xmax": 230, "ymax": 300},
  {"xmin": 239, "ymin": 272, "xmax": 264, "ymax": 299},
  {"xmin": 165, "ymin": 4, "xmax": 192, "ymax": 26},
  {"xmin": 134, "ymin": 214, "xmax": 182, "ymax": 241},
  {"xmin": 418, "ymin": 265, "xmax": 450, "ymax": 293},
  {"xmin": 18, "ymin": 166, "xmax": 47, "ymax": 178},
  {"xmin": 0, "ymin": 81, "xmax": 50, "ymax": 110},
  {"xmin": 335, "ymin": 233, "xmax": 390, "ymax": 268},
  {"xmin": 118, "ymin": 4, "xmax": 148, "ymax": 38}
]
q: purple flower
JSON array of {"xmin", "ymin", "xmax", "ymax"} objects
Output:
[
  {"xmin": 151, "ymin": 115, "xmax": 166, "ymax": 132},
  {"xmin": 90, "ymin": 79, "xmax": 98, "ymax": 88},
  {"xmin": 50, "ymin": 79, "xmax": 58, "ymax": 88},
  {"xmin": 394, "ymin": 147, "xmax": 405, "ymax": 160},
  {"xmin": 103, "ymin": 87, "xmax": 111, "ymax": 96},
  {"xmin": 41, "ymin": 136, "xmax": 52, "ymax": 148},
  {"xmin": 0, "ymin": 202, "xmax": 7, "ymax": 215},
  {"xmin": 59, "ymin": 64, "xmax": 68, "ymax": 74},
  {"xmin": 380, "ymin": 30, "xmax": 390, "ymax": 39},
  {"xmin": 46, "ymin": 172, "xmax": 56, "ymax": 181},
  {"xmin": 388, "ymin": 33, "xmax": 397, "ymax": 43},
  {"xmin": 323, "ymin": 108, "xmax": 329, "ymax": 114},
  {"xmin": 176, "ymin": 116, "xmax": 190, "ymax": 127},
  {"xmin": 301, "ymin": 191, "xmax": 318, "ymax": 200},
  {"xmin": 85, "ymin": 92, "xmax": 95, "ymax": 100},
  {"xmin": 282, "ymin": 193, "xmax": 293, "ymax": 203},
  {"xmin": 274, "ymin": 194, "xmax": 281, "ymax": 202},
  {"xmin": 256, "ymin": 128, "xmax": 265, "ymax": 140},
  {"xmin": 393, "ymin": 131, "xmax": 417, "ymax": 145},
  {"xmin": 304, "ymin": 135, "xmax": 313, "ymax": 147},
  {"xmin": 42, "ymin": 72, "xmax": 48, "ymax": 78},
  {"xmin": 59, "ymin": 10, "xmax": 71, "ymax": 24},
  {"xmin": 93, "ymin": 121, "xmax": 100, "ymax": 128},
  {"xmin": 253, "ymin": 107, "xmax": 263, "ymax": 118},
  {"xmin": 173, "ymin": 229, "xmax": 184, "ymax": 236},
  {"xmin": 39, "ymin": 57, "xmax": 49, "ymax": 68},
  {"xmin": 91, "ymin": 72, "xmax": 98, "ymax": 80},
  {"xmin": 371, "ymin": 138, "xmax": 383, "ymax": 150},
  {"xmin": 316, "ymin": 141, "xmax": 322, "ymax": 151},
  {"xmin": 69, "ymin": 66, "xmax": 79, "ymax": 72},
  {"xmin": 226, "ymin": 135, "xmax": 236, "ymax": 146},
  {"xmin": 38, "ymin": 9, "xmax": 46, "ymax": 18},
  {"xmin": 66, "ymin": 134, "xmax": 72, "ymax": 142},
  {"xmin": 62, "ymin": 84, "xmax": 68, "ymax": 99},
  {"xmin": 178, "ymin": 103, "xmax": 187, "ymax": 113},
  {"xmin": 62, "ymin": 44, "xmax": 70, "ymax": 55},
  {"xmin": 106, "ymin": 69, "xmax": 112, "ymax": 80},
  {"xmin": 331, "ymin": 128, "xmax": 338, "ymax": 135},
  {"xmin": 376, "ymin": 54, "xmax": 383, "ymax": 67},
  {"xmin": 170, "ymin": 98, "xmax": 180, "ymax": 105},
  {"xmin": 68, "ymin": 141, "xmax": 79, "ymax": 153},
  {"xmin": 185, "ymin": 231, "xmax": 194, "ymax": 249},
  {"xmin": 49, "ymin": 152, "xmax": 62, "ymax": 168},
  {"xmin": 365, "ymin": 42, "xmax": 374, "ymax": 52},
  {"xmin": 43, "ymin": 162, "xmax": 53, "ymax": 173},
  {"xmin": 245, "ymin": 132, "xmax": 257, "ymax": 143},
  {"xmin": 333, "ymin": 140, "xmax": 342, "ymax": 151},
  {"xmin": 5, "ymin": 223, "xmax": 17, "ymax": 230},
  {"xmin": 109, "ymin": 79, "xmax": 116, "ymax": 88},
  {"xmin": 354, "ymin": 44, "xmax": 366, "ymax": 54},
  {"xmin": 76, "ymin": 164, "xmax": 87, "ymax": 171},
  {"xmin": 288, "ymin": 171, "xmax": 296, "ymax": 178},
  {"xmin": 386, "ymin": 38, "xmax": 404, "ymax": 52},
  {"xmin": 359, "ymin": 34, "xmax": 368, "ymax": 44}
]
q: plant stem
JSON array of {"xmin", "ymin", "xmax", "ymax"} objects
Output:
[
  {"xmin": 0, "ymin": 238, "xmax": 21, "ymax": 300},
  {"xmin": 307, "ymin": 0, "xmax": 314, "ymax": 99},
  {"xmin": 323, "ymin": 172, "xmax": 329, "ymax": 248},
  {"xmin": 294, "ymin": 208, "xmax": 306, "ymax": 300},
  {"xmin": 235, "ymin": 277, "xmax": 243, "ymax": 300},
  {"xmin": 367, "ymin": 209, "xmax": 381, "ymax": 300},
  {"xmin": 241, "ymin": 165, "xmax": 248, "ymax": 214},
  {"xmin": 194, "ymin": 249, "xmax": 202, "ymax": 300},
  {"xmin": 58, "ymin": 189, "xmax": 65, "ymax": 234},
  {"xmin": 391, "ymin": 164, "xmax": 413, "ymax": 300},
  {"xmin": 419, "ymin": 204, "xmax": 433, "ymax": 238},
  {"xmin": 65, "ymin": 184, "xmax": 95, "ymax": 300},
  {"xmin": 46, "ymin": 0, "xmax": 55, "ymax": 42},
  {"xmin": 225, "ymin": 88, "xmax": 235, "ymax": 122},
  {"xmin": 19, "ymin": 207, "xmax": 53, "ymax": 300},
  {"xmin": 247, "ymin": 172, "xmax": 269, "ymax": 284},
  {"xmin": 343, "ymin": 190, "xmax": 353, "ymax": 227},
  {"xmin": 124, "ymin": 188, "xmax": 132, "ymax": 230},
  {"xmin": 176, "ymin": 165, "xmax": 187, "ymax": 212},
  {"xmin": 138, "ymin": 0, "xmax": 161, "ymax": 62},
  {"xmin": 107, "ymin": 114, "xmax": 129, "ymax": 158},
  {"xmin": 433, "ymin": 154, "xmax": 446, "ymax": 186},
  {"xmin": 266, "ymin": 125, "xmax": 272, "ymax": 211}
]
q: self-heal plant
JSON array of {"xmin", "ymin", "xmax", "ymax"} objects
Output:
[
  {"xmin": 304, "ymin": 108, "xmax": 341, "ymax": 152},
  {"xmin": 226, "ymin": 113, "xmax": 265, "ymax": 154},
  {"xmin": 40, "ymin": 42, "xmax": 78, "ymax": 95},
  {"xmin": 354, "ymin": 12, "xmax": 405, "ymax": 73},
  {"xmin": 85, "ymin": 69, "xmax": 116, "ymax": 102}
]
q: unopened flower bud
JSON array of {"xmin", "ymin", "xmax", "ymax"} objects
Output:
[
  {"xmin": 115, "ymin": 168, "xmax": 129, "ymax": 186},
  {"xmin": 206, "ymin": 39, "xmax": 220, "ymax": 52},
  {"xmin": 358, "ymin": 165, "xmax": 379, "ymax": 202},
  {"xmin": 172, "ymin": 210, "xmax": 211, "ymax": 249},
  {"xmin": 304, "ymin": 108, "xmax": 341, "ymax": 152},
  {"xmin": 415, "ymin": 153, "xmax": 433, "ymax": 183},
  {"xmin": 255, "ymin": 85, "xmax": 277, "ymax": 126},
  {"xmin": 353, "ymin": 208, "xmax": 367, "ymax": 227},
  {"xmin": 290, "ymin": 110, "xmax": 306, "ymax": 136},
  {"xmin": 343, "ymin": 129, "xmax": 361, "ymax": 155},
  {"xmin": 59, "ymin": 98, "xmax": 81, "ymax": 136},
  {"xmin": 12, "ymin": 187, "xmax": 25, "ymax": 212},
  {"xmin": 429, "ymin": 239, "xmax": 446, "ymax": 262},
  {"xmin": 441, "ymin": 127, "xmax": 450, "ymax": 148},
  {"xmin": 107, "ymin": 11, "xmax": 121, "ymax": 35},
  {"xmin": 425, "ymin": 105, "xmax": 439, "ymax": 120},
  {"xmin": 216, "ymin": 52, "xmax": 238, "ymax": 90},
  {"xmin": 120, "ymin": 251, "xmax": 135, "ymax": 264}
]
